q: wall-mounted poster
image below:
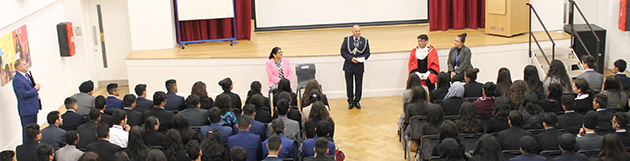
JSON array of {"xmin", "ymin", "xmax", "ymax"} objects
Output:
[{"xmin": 0, "ymin": 25, "xmax": 31, "ymax": 86}]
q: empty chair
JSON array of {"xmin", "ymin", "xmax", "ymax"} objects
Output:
[
  {"xmin": 404, "ymin": 115, "xmax": 428, "ymax": 159},
  {"xmin": 460, "ymin": 133, "xmax": 482, "ymax": 152},
  {"xmin": 295, "ymin": 63, "xmax": 316, "ymax": 103},
  {"xmin": 418, "ymin": 135, "xmax": 439, "ymax": 161}
]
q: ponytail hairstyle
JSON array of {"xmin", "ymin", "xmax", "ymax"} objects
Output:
[
  {"xmin": 268, "ymin": 47, "xmax": 282, "ymax": 59},
  {"xmin": 218, "ymin": 78, "xmax": 233, "ymax": 92},
  {"xmin": 465, "ymin": 68, "xmax": 480, "ymax": 82}
]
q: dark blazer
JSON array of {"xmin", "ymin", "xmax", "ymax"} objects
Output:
[
  {"xmin": 439, "ymin": 97, "xmax": 469, "ymax": 116},
  {"xmin": 614, "ymin": 131, "xmax": 630, "ymax": 147},
  {"xmin": 124, "ymin": 108, "xmax": 144, "ymax": 127},
  {"xmin": 262, "ymin": 134, "xmax": 295, "ymax": 159},
  {"xmin": 596, "ymin": 109, "xmax": 614, "ymax": 127},
  {"xmin": 177, "ymin": 108, "xmax": 209, "ymax": 126},
  {"xmin": 539, "ymin": 99, "xmax": 562, "ymax": 113},
  {"xmin": 616, "ymin": 73, "xmax": 630, "ymax": 91},
  {"xmin": 145, "ymin": 129, "xmax": 165, "ymax": 147},
  {"xmin": 61, "ymin": 110, "xmax": 85, "ymax": 131},
  {"xmin": 262, "ymin": 156, "xmax": 283, "ymax": 161},
  {"xmin": 574, "ymin": 96, "xmax": 594, "ymax": 115},
  {"xmin": 575, "ymin": 133, "xmax": 603, "ymax": 150},
  {"xmin": 430, "ymin": 86, "xmax": 449, "ymax": 102},
  {"xmin": 509, "ymin": 152, "xmax": 545, "ymax": 161},
  {"xmin": 234, "ymin": 117, "xmax": 267, "ymax": 140},
  {"xmin": 200, "ymin": 97, "xmax": 214, "ymax": 110},
  {"xmin": 105, "ymin": 96, "xmax": 123, "ymax": 110},
  {"xmin": 16, "ymin": 140, "xmax": 39, "ymax": 161},
  {"xmin": 301, "ymin": 136, "xmax": 335, "ymax": 159},
  {"xmin": 463, "ymin": 81, "xmax": 483, "ymax": 98},
  {"xmin": 13, "ymin": 72, "xmax": 40, "ymax": 117},
  {"xmin": 273, "ymin": 92, "xmax": 298, "ymax": 107},
  {"xmin": 41, "ymin": 124, "xmax": 67, "ymax": 149},
  {"xmin": 134, "ymin": 96, "xmax": 153, "ymax": 112},
  {"xmin": 76, "ymin": 121, "xmax": 98, "ymax": 148},
  {"xmin": 255, "ymin": 108, "xmax": 273, "ymax": 124},
  {"xmin": 201, "ymin": 123, "xmax": 233, "ymax": 143},
  {"xmin": 100, "ymin": 112, "xmax": 113, "ymax": 127},
  {"xmin": 552, "ymin": 151, "xmax": 588, "ymax": 161},
  {"xmin": 86, "ymin": 139, "xmax": 121, "ymax": 161},
  {"xmin": 486, "ymin": 117, "xmax": 510, "ymax": 134},
  {"xmin": 557, "ymin": 111, "xmax": 584, "ymax": 134},
  {"xmin": 535, "ymin": 128, "xmax": 560, "ymax": 150},
  {"xmin": 305, "ymin": 119, "xmax": 335, "ymax": 139},
  {"xmin": 497, "ymin": 127, "xmax": 531, "ymax": 150},
  {"xmin": 340, "ymin": 35, "xmax": 370, "ymax": 73},
  {"xmin": 142, "ymin": 107, "xmax": 175, "ymax": 132},
  {"xmin": 165, "ymin": 91, "xmax": 185, "ymax": 111},
  {"xmin": 228, "ymin": 130, "xmax": 262, "ymax": 161},
  {"xmin": 304, "ymin": 155, "xmax": 336, "ymax": 161}
]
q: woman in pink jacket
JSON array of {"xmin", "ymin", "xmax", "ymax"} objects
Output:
[{"xmin": 266, "ymin": 47, "xmax": 292, "ymax": 89}]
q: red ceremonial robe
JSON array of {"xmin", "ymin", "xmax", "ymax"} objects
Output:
[{"xmin": 408, "ymin": 45, "xmax": 440, "ymax": 86}]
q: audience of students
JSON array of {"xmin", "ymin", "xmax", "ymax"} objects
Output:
[{"xmin": 463, "ymin": 68, "xmax": 483, "ymax": 97}]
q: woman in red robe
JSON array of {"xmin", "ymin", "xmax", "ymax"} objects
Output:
[{"xmin": 408, "ymin": 34, "xmax": 440, "ymax": 91}]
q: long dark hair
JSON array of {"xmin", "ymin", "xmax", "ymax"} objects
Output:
[
  {"xmin": 191, "ymin": 81, "xmax": 209, "ymax": 99},
  {"xmin": 302, "ymin": 79, "xmax": 325, "ymax": 106},
  {"xmin": 522, "ymin": 91, "xmax": 544, "ymax": 114},
  {"xmin": 509, "ymin": 80, "xmax": 527, "ymax": 108},
  {"xmin": 546, "ymin": 60, "xmax": 572, "ymax": 91},
  {"xmin": 493, "ymin": 97, "xmax": 512, "ymax": 120},
  {"xmin": 268, "ymin": 47, "xmax": 282, "ymax": 59},
  {"xmin": 599, "ymin": 134, "xmax": 630, "ymax": 160},
  {"xmin": 471, "ymin": 134, "xmax": 504, "ymax": 161},
  {"xmin": 437, "ymin": 72, "xmax": 451, "ymax": 88},
  {"xmin": 215, "ymin": 94, "xmax": 232, "ymax": 114},
  {"xmin": 172, "ymin": 115, "xmax": 196, "ymax": 144},
  {"xmin": 163, "ymin": 130, "xmax": 184, "ymax": 161},
  {"xmin": 496, "ymin": 67, "xmax": 513, "ymax": 97},
  {"xmin": 603, "ymin": 75, "xmax": 623, "ymax": 92},
  {"xmin": 524, "ymin": 65, "xmax": 543, "ymax": 94},
  {"xmin": 127, "ymin": 126, "xmax": 149, "ymax": 160},
  {"xmin": 406, "ymin": 73, "xmax": 423, "ymax": 89},
  {"xmin": 308, "ymin": 101, "xmax": 332, "ymax": 122},
  {"xmin": 456, "ymin": 102, "xmax": 481, "ymax": 133},
  {"xmin": 247, "ymin": 81, "xmax": 263, "ymax": 99},
  {"xmin": 574, "ymin": 78, "xmax": 594, "ymax": 96},
  {"xmin": 438, "ymin": 120, "xmax": 462, "ymax": 145},
  {"xmin": 200, "ymin": 133, "xmax": 225, "ymax": 161},
  {"xmin": 426, "ymin": 104, "xmax": 445, "ymax": 135},
  {"xmin": 143, "ymin": 116, "xmax": 159, "ymax": 132},
  {"xmin": 275, "ymin": 78, "xmax": 292, "ymax": 93}
]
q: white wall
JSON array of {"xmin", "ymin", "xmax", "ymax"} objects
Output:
[
  {"xmin": 127, "ymin": 0, "xmax": 176, "ymax": 51},
  {"xmin": 0, "ymin": 0, "xmax": 97, "ymax": 150},
  {"xmin": 529, "ymin": 0, "xmax": 565, "ymax": 31},
  {"xmin": 593, "ymin": 0, "xmax": 630, "ymax": 69}
]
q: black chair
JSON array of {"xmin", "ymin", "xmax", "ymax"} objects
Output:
[
  {"xmin": 502, "ymin": 150, "xmax": 522, "ymax": 160},
  {"xmin": 444, "ymin": 115, "xmax": 458, "ymax": 121},
  {"xmin": 429, "ymin": 156, "xmax": 440, "ymax": 161},
  {"xmin": 191, "ymin": 126, "xmax": 203, "ymax": 139},
  {"xmin": 418, "ymin": 135, "xmax": 439, "ymax": 161},
  {"xmin": 527, "ymin": 129, "xmax": 546, "ymax": 135},
  {"xmin": 295, "ymin": 63, "xmax": 316, "ymax": 105},
  {"xmin": 150, "ymin": 146, "xmax": 164, "ymax": 150},
  {"xmin": 465, "ymin": 97, "xmax": 479, "ymax": 102},
  {"xmin": 460, "ymin": 133, "xmax": 482, "ymax": 152},
  {"xmin": 595, "ymin": 126, "xmax": 613, "ymax": 136},
  {"xmin": 539, "ymin": 150, "xmax": 563, "ymax": 160},
  {"xmin": 577, "ymin": 149, "xmax": 600, "ymax": 158},
  {"xmin": 404, "ymin": 115, "xmax": 428, "ymax": 159}
]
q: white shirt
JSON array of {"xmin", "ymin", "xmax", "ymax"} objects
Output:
[
  {"xmin": 596, "ymin": 109, "xmax": 606, "ymax": 112},
  {"xmin": 585, "ymin": 69, "xmax": 595, "ymax": 72},
  {"xmin": 415, "ymin": 46, "xmax": 429, "ymax": 60},
  {"xmin": 564, "ymin": 110, "xmax": 575, "ymax": 114},
  {"xmin": 617, "ymin": 129, "xmax": 627, "ymax": 133},
  {"xmin": 618, "ymin": 72, "xmax": 625, "ymax": 75},
  {"xmin": 109, "ymin": 125, "xmax": 128, "ymax": 148}
]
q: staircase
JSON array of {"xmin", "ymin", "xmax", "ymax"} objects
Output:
[{"xmin": 531, "ymin": 46, "xmax": 583, "ymax": 80}]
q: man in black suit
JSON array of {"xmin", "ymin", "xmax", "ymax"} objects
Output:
[
  {"xmin": 553, "ymin": 133, "xmax": 588, "ymax": 161},
  {"xmin": 164, "ymin": 79, "xmax": 185, "ymax": 111},
  {"xmin": 178, "ymin": 95, "xmax": 209, "ymax": 126},
  {"xmin": 497, "ymin": 111, "xmax": 531, "ymax": 150},
  {"xmin": 36, "ymin": 143, "xmax": 54, "ymax": 161},
  {"xmin": 612, "ymin": 112, "xmax": 630, "ymax": 147},
  {"xmin": 134, "ymin": 84, "xmax": 153, "ymax": 112},
  {"xmin": 16, "ymin": 123, "xmax": 40, "ymax": 161},
  {"xmin": 122, "ymin": 94, "xmax": 143, "ymax": 127},
  {"xmin": 77, "ymin": 109, "xmax": 101, "ymax": 149},
  {"xmin": 594, "ymin": 94, "xmax": 614, "ymax": 128},
  {"xmin": 340, "ymin": 25, "xmax": 370, "ymax": 110},
  {"xmin": 142, "ymin": 91, "xmax": 174, "ymax": 132},
  {"xmin": 536, "ymin": 112, "xmax": 560, "ymax": 151},
  {"xmin": 41, "ymin": 111, "xmax": 67, "ymax": 149},
  {"xmin": 262, "ymin": 135, "xmax": 282, "ymax": 161},
  {"xmin": 61, "ymin": 97, "xmax": 85, "ymax": 131},
  {"xmin": 95, "ymin": 96, "xmax": 113, "ymax": 127},
  {"xmin": 576, "ymin": 111, "xmax": 603, "ymax": 150},
  {"xmin": 304, "ymin": 138, "xmax": 335, "ymax": 161},
  {"xmin": 86, "ymin": 123, "xmax": 121, "ymax": 161},
  {"xmin": 614, "ymin": 59, "xmax": 630, "ymax": 91},
  {"xmin": 558, "ymin": 95, "xmax": 584, "ymax": 135}
]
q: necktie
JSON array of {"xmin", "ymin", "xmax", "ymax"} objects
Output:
[
  {"xmin": 354, "ymin": 38, "xmax": 359, "ymax": 47},
  {"xmin": 25, "ymin": 73, "xmax": 32, "ymax": 84}
]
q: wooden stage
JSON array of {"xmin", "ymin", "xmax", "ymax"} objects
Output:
[{"xmin": 126, "ymin": 23, "xmax": 571, "ymax": 59}]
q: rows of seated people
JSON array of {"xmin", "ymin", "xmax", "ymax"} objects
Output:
[
  {"xmin": 400, "ymin": 59, "xmax": 630, "ymax": 161},
  {"xmin": 13, "ymin": 77, "xmax": 337, "ymax": 161}
]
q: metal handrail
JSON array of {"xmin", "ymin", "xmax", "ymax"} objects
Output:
[
  {"xmin": 568, "ymin": 0, "xmax": 602, "ymax": 73},
  {"xmin": 527, "ymin": 3, "xmax": 555, "ymax": 65}
]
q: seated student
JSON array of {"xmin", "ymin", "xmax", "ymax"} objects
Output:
[
  {"xmin": 436, "ymin": 138, "xmax": 465, "ymax": 161},
  {"xmin": 554, "ymin": 133, "xmax": 588, "ymax": 161},
  {"xmin": 200, "ymin": 133, "xmax": 225, "ymax": 160},
  {"xmin": 36, "ymin": 143, "xmax": 54, "ymax": 161},
  {"xmin": 109, "ymin": 110, "xmax": 129, "ymax": 148},
  {"xmin": 186, "ymin": 140, "xmax": 202, "ymax": 161},
  {"xmin": 463, "ymin": 68, "xmax": 483, "ymax": 98},
  {"xmin": 614, "ymin": 59, "xmax": 630, "ymax": 91},
  {"xmin": 454, "ymin": 102, "xmax": 482, "ymax": 133},
  {"xmin": 56, "ymin": 131, "xmax": 84, "ymax": 161},
  {"xmin": 540, "ymin": 83, "xmax": 563, "ymax": 113},
  {"xmin": 497, "ymin": 111, "xmax": 531, "ymax": 150},
  {"xmin": 431, "ymin": 121, "xmax": 464, "ymax": 157},
  {"xmin": 520, "ymin": 91, "xmax": 545, "ymax": 130},
  {"xmin": 251, "ymin": 93, "xmax": 273, "ymax": 124},
  {"xmin": 201, "ymin": 107, "xmax": 233, "ymax": 143},
  {"xmin": 86, "ymin": 123, "xmax": 121, "ymax": 161},
  {"xmin": 192, "ymin": 81, "xmax": 214, "ymax": 110},
  {"xmin": 469, "ymin": 134, "xmax": 503, "ymax": 161},
  {"xmin": 134, "ymin": 84, "xmax": 154, "ymax": 112},
  {"xmin": 163, "ymin": 130, "xmax": 190, "ymax": 161},
  {"xmin": 302, "ymin": 90, "xmax": 330, "ymax": 126},
  {"xmin": 61, "ymin": 97, "xmax": 84, "ymax": 131},
  {"xmin": 219, "ymin": 77, "xmax": 243, "ymax": 110},
  {"xmin": 558, "ymin": 95, "xmax": 584, "ymax": 135},
  {"xmin": 230, "ymin": 146, "xmax": 247, "ymax": 161},
  {"xmin": 430, "ymin": 72, "xmax": 451, "ymax": 102},
  {"xmin": 267, "ymin": 99, "xmax": 300, "ymax": 141},
  {"xmin": 71, "ymin": 80, "xmax": 95, "ymax": 115},
  {"xmin": 510, "ymin": 135, "xmax": 545, "ymax": 161},
  {"xmin": 142, "ymin": 91, "xmax": 175, "ymax": 132},
  {"xmin": 594, "ymin": 134, "xmax": 630, "ymax": 161},
  {"xmin": 440, "ymin": 82, "xmax": 469, "ymax": 116},
  {"xmin": 576, "ymin": 111, "xmax": 604, "ymax": 150},
  {"xmin": 16, "ymin": 123, "xmax": 40, "ymax": 161},
  {"xmin": 576, "ymin": 55, "xmax": 604, "ymax": 92},
  {"xmin": 262, "ymin": 136, "xmax": 283, "ymax": 161},
  {"xmin": 420, "ymin": 104, "xmax": 445, "ymax": 136},
  {"xmin": 472, "ymin": 82, "xmax": 496, "ymax": 117},
  {"xmin": 573, "ymin": 78, "xmax": 595, "ymax": 115},
  {"xmin": 95, "ymin": 96, "xmax": 113, "ymax": 127},
  {"xmin": 536, "ymin": 112, "xmax": 560, "ymax": 151},
  {"xmin": 41, "ymin": 111, "xmax": 67, "ymax": 149},
  {"xmin": 122, "ymin": 94, "xmax": 143, "ymax": 127},
  {"xmin": 105, "ymin": 83, "xmax": 123, "ymax": 110},
  {"xmin": 305, "ymin": 101, "xmax": 335, "ymax": 139},
  {"xmin": 164, "ymin": 79, "xmax": 186, "ymax": 111},
  {"xmin": 177, "ymin": 95, "xmax": 209, "ymax": 126},
  {"xmin": 125, "ymin": 126, "xmax": 150, "ymax": 161},
  {"xmin": 245, "ymin": 81, "xmax": 268, "ymax": 106},
  {"xmin": 612, "ymin": 112, "xmax": 630, "ymax": 147},
  {"xmin": 0, "ymin": 150, "xmax": 15, "ymax": 161},
  {"xmin": 273, "ymin": 92, "xmax": 302, "ymax": 124},
  {"xmin": 593, "ymin": 94, "xmax": 614, "ymax": 128},
  {"xmin": 262, "ymin": 120, "xmax": 295, "ymax": 160},
  {"xmin": 304, "ymin": 138, "xmax": 336, "ymax": 161},
  {"xmin": 233, "ymin": 104, "xmax": 266, "ymax": 140},
  {"xmin": 601, "ymin": 76, "xmax": 629, "ymax": 109},
  {"xmin": 486, "ymin": 97, "xmax": 512, "ymax": 134},
  {"xmin": 272, "ymin": 79, "xmax": 297, "ymax": 107},
  {"xmin": 496, "ymin": 67, "xmax": 513, "ymax": 97},
  {"xmin": 143, "ymin": 116, "xmax": 164, "ymax": 147},
  {"xmin": 302, "ymin": 121, "xmax": 336, "ymax": 159},
  {"xmin": 77, "ymin": 109, "xmax": 101, "ymax": 149},
  {"xmin": 228, "ymin": 115, "xmax": 262, "ymax": 161},
  {"xmin": 172, "ymin": 115, "xmax": 200, "ymax": 145}
]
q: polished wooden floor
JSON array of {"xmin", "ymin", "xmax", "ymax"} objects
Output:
[{"xmin": 127, "ymin": 23, "xmax": 571, "ymax": 59}]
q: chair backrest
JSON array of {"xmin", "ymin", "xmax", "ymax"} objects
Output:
[
  {"xmin": 465, "ymin": 97, "xmax": 479, "ymax": 102},
  {"xmin": 444, "ymin": 115, "xmax": 458, "ymax": 121},
  {"xmin": 428, "ymin": 156, "xmax": 440, "ymax": 161},
  {"xmin": 577, "ymin": 150, "xmax": 600, "ymax": 158},
  {"xmin": 502, "ymin": 150, "xmax": 522, "ymax": 160},
  {"xmin": 460, "ymin": 133, "xmax": 482, "ymax": 152},
  {"xmin": 295, "ymin": 63, "xmax": 316, "ymax": 89},
  {"xmin": 409, "ymin": 115, "xmax": 428, "ymax": 140},
  {"xmin": 527, "ymin": 129, "xmax": 546, "ymax": 135},
  {"xmin": 420, "ymin": 135, "xmax": 440, "ymax": 161},
  {"xmin": 595, "ymin": 126, "xmax": 613, "ymax": 136},
  {"xmin": 539, "ymin": 150, "xmax": 563, "ymax": 161}
]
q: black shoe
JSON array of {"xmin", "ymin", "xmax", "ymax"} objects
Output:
[
  {"xmin": 348, "ymin": 103, "xmax": 354, "ymax": 109},
  {"xmin": 355, "ymin": 102, "xmax": 361, "ymax": 109}
]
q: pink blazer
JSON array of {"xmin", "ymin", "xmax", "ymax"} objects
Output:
[{"xmin": 266, "ymin": 58, "xmax": 292, "ymax": 87}]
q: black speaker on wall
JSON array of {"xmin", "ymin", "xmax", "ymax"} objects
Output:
[{"xmin": 564, "ymin": 24, "xmax": 606, "ymax": 74}]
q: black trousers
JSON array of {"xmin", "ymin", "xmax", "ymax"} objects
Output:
[
  {"xmin": 345, "ymin": 71, "xmax": 364, "ymax": 104},
  {"xmin": 449, "ymin": 71, "xmax": 465, "ymax": 82}
]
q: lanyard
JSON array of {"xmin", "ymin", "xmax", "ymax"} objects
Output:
[{"xmin": 455, "ymin": 50, "xmax": 459, "ymax": 65}]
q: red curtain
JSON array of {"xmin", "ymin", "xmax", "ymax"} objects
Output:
[
  {"xmin": 430, "ymin": 0, "xmax": 485, "ymax": 31},
  {"xmin": 176, "ymin": 0, "xmax": 251, "ymax": 43}
]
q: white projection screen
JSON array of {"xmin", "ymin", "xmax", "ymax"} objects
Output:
[
  {"xmin": 177, "ymin": 0, "xmax": 235, "ymax": 20},
  {"xmin": 254, "ymin": 0, "xmax": 429, "ymax": 30}
]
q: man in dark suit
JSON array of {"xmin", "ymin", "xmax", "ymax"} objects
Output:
[
  {"xmin": 95, "ymin": 96, "xmax": 113, "ymax": 127},
  {"xmin": 12, "ymin": 59, "xmax": 41, "ymax": 143},
  {"xmin": 142, "ymin": 91, "xmax": 175, "ymax": 132},
  {"xmin": 594, "ymin": 94, "xmax": 614, "ymax": 128},
  {"xmin": 122, "ymin": 94, "xmax": 143, "ymax": 127},
  {"xmin": 16, "ymin": 123, "xmax": 40, "ymax": 161},
  {"xmin": 41, "ymin": 111, "xmax": 67, "ymax": 149},
  {"xmin": 510, "ymin": 136, "xmax": 545, "ymax": 161},
  {"xmin": 576, "ymin": 55, "xmax": 604, "ymax": 92},
  {"xmin": 164, "ymin": 79, "xmax": 185, "ymax": 111},
  {"xmin": 614, "ymin": 59, "xmax": 630, "ymax": 91},
  {"xmin": 558, "ymin": 95, "xmax": 584, "ymax": 134},
  {"xmin": 234, "ymin": 104, "xmax": 266, "ymax": 140},
  {"xmin": 576, "ymin": 111, "xmax": 604, "ymax": 150},
  {"xmin": 134, "ymin": 84, "xmax": 153, "ymax": 112},
  {"xmin": 77, "ymin": 109, "xmax": 101, "ymax": 149},
  {"xmin": 553, "ymin": 133, "xmax": 588, "ymax": 161},
  {"xmin": 36, "ymin": 143, "xmax": 54, "ymax": 161},
  {"xmin": 612, "ymin": 112, "xmax": 630, "ymax": 147},
  {"xmin": 202, "ymin": 107, "xmax": 233, "ymax": 143},
  {"xmin": 262, "ymin": 135, "xmax": 283, "ymax": 161},
  {"xmin": 536, "ymin": 112, "xmax": 560, "ymax": 151},
  {"xmin": 228, "ymin": 115, "xmax": 262, "ymax": 161},
  {"xmin": 178, "ymin": 95, "xmax": 209, "ymax": 126},
  {"xmin": 497, "ymin": 111, "xmax": 531, "ymax": 150},
  {"xmin": 340, "ymin": 25, "xmax": 370, "ymax": 110},
  {"xmin": 105, "ymin": 83, "xmax": 123, "ymax": 110},
  {"xmin": 302, "ymin": 121, "xmax": 336, "ymax": 159},
  {"xmin": 61, "ymin": 97, "xmax": 85, "ymax": 131},
  {"xmin": 86, "ymin": 123, "xmax": 121, "ymax": 161},
  {"xmin": 304, "ymin": 138, "xmax": 335, "ymax": 161},
  {"xmin": 71, "ymin": 80, "xmax": 95, "ymax": 115},
  {"xmin": 262, "ymin": 119, "xmax": 295, "ymax": 160}
]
